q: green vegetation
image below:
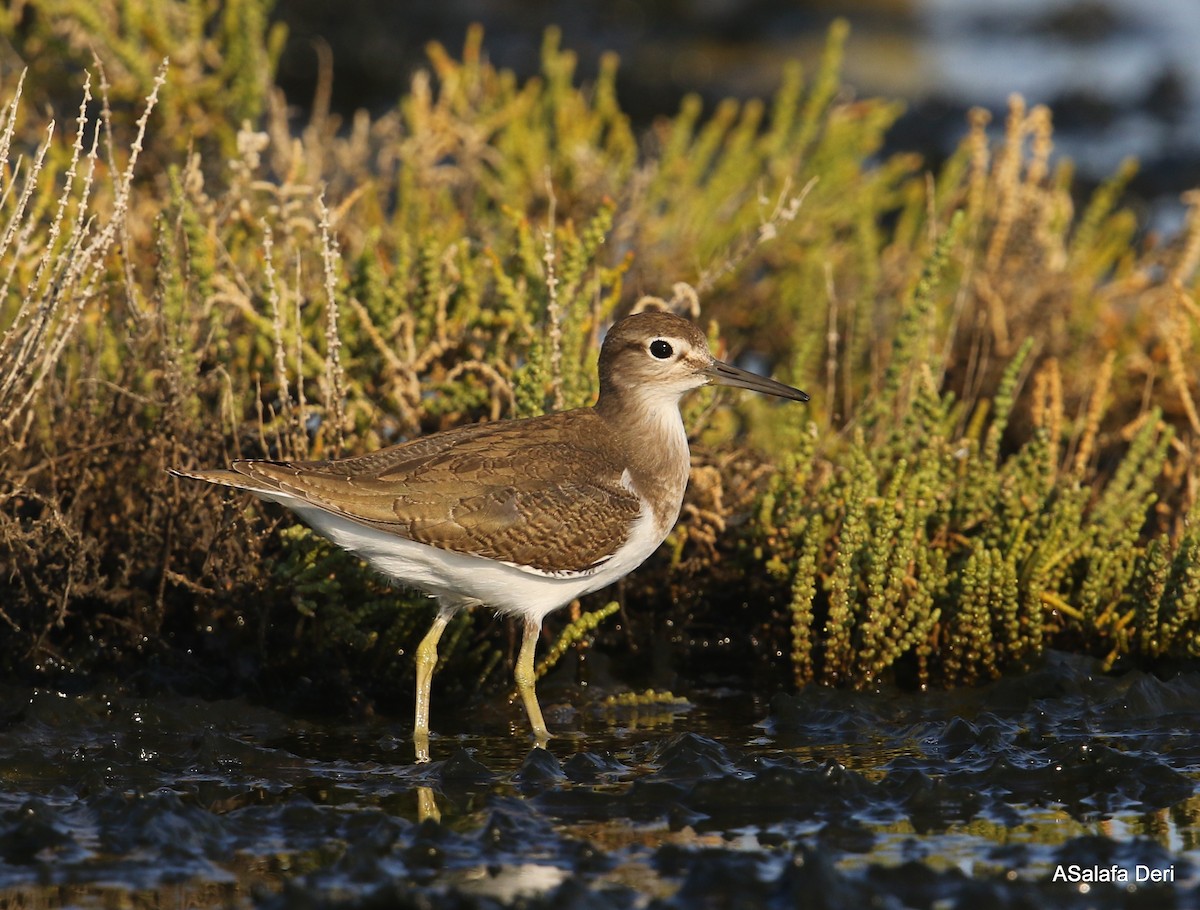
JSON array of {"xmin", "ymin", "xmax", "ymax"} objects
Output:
[{"xmin": 0, "ymin": 3, "xmax": 1196, "ymax": 706}]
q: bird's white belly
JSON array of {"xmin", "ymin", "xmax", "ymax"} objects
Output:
[{"xmin": 273, "ymin": 490, "xmax": 674, "ymax": 624}]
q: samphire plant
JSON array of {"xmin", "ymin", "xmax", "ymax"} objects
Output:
[{"xmin": 0, "ymin": 5, "xmax": 1195, "ymax": 706}]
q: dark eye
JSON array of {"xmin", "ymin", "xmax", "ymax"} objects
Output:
[{"xmin": 649, "ymin": 339, "xmax": 673, "ymax": 360}]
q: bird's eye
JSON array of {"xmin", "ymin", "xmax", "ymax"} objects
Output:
[{"xmin": 649, "ymin": 339, "xmax": 674, "ymax": 360}]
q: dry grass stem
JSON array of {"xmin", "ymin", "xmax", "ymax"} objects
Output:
[
  {"xmin": 543, "ymin": 171, "xmax": 564, "ymax": 411},
  {"xmin": 1072, "ymin": 350, "xmax": 1115, "ymax": 476},
  {"xmin": 317, "ymin": 190, "xmax": 347, "ymax": 455}
]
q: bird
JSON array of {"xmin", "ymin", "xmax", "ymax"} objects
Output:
[{"xmin": 171, "ymin": 311, "xmax": 809, "ymax": 761}]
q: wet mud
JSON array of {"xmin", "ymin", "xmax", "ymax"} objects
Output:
[{"xmin": 1, "ymin": 651, "xmax": 1198, "ymax": 907}]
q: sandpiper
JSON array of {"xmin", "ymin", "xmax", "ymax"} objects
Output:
[{"xmin": 173, "ymin": 311, "xmax": 808, "ymax": 760}]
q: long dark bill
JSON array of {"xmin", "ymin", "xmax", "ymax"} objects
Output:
[{"xmin": 706, "ymin": 359, "xmax": 810, "ymax": 402}]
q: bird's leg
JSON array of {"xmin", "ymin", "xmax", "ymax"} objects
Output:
[
  {"xmin": 514, "ymin": 617, "xmax": 550, "ymax": 749},
  {"xmin": 413, "ymin": 611, "xmax": 451, "ymax": 763},
  {"xmin": 416, "ymin": 787, "xmax": 441, "ymax": 824}
]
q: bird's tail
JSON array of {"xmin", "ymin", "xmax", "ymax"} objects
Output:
[{"xmin": 167, "ymin": 466, "xmax": 278, "ymax": 497}]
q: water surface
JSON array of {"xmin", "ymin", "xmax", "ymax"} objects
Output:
[{"xmin": 2, "ymin": 652, "xmax": 1198, "ymax": 907}]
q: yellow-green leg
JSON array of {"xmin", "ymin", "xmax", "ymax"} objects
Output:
[
  {"xmin": 514, "ymin": 617, "xmax": 550, "ymax": 749},
  {"xmin": 416, "ymin": 786, "xmax": 441, "ymax": 824},
  {"xmin": 413, "ymin": 612, "xmax": 450, "ymax": 763}
]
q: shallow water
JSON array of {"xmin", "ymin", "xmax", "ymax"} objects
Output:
[{"xmin": 2, "ymin": 651, "xmax": 1198, "ymax": 908}]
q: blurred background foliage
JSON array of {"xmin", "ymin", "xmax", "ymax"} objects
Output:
[{"xmin": 0, "ymin": 0, "xmax": 1196, "ymax": 712}]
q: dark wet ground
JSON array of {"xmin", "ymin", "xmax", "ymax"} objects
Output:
[{"xmin": 2, "ymin": 651, "xmax": 1199, "ymax": 908}]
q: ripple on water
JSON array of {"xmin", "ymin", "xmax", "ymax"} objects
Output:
[{"xmin": 0, "ymin": 651, "xmax": 1198, "ymax": 907}]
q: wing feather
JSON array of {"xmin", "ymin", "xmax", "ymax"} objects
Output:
[{"xmin": 229, "ymin": 411, "xmax": 641, "ymax": 573}]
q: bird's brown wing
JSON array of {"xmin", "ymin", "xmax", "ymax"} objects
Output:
[{"xmin": 228, "ymin": 411, "xmax": 642, "ymax": 574}]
